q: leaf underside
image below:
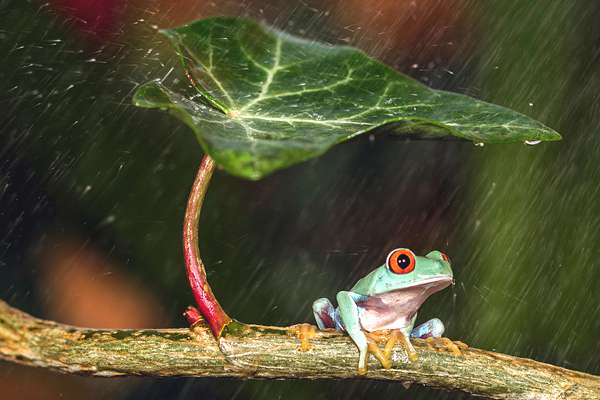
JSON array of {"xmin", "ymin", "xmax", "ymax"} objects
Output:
[{"xmin": 134, "ymin": 17, "xmax": 561, "ymax": 180}]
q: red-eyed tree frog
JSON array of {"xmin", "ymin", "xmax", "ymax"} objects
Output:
[{"xmin": 312, "ymin": 248, "xmax": 457, "ymax": 374}]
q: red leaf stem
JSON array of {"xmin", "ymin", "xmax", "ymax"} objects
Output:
[{"xmin": 183, "ymin": 156, "xmax": 231, "ymax": 337}]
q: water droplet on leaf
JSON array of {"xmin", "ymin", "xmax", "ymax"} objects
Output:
[{"xmin": 525, "ymin": 140, "xmax": 541, "ymax": 145}]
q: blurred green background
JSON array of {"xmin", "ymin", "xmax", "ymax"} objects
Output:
[{"xmin": 1, "ymin": 0, "xmax": 598, "ymax": 399}]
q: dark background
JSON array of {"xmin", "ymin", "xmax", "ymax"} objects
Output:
[{"xmin": 1, "ymin": 0, "xmax": 599, "ymax": 398}]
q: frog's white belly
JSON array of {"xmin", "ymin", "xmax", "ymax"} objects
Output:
[{"xmin": 356, "ymin": 286, "xmax": 432, "ymax": 332}]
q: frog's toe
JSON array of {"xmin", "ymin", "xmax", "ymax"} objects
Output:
[
  {"xmin": 440, "ymin": 337, "xmax": 463, "ymax": 356},
  {"xmin": 366, "ymin": 330, "xmax": 417, "ymax": 365},
  {"xmin": 364, "ymin": 332, "xmax": 394, "ymax": 369},
  {"xmin": 357, "ymin": 347, "xmax": 369, "ymax": 374},
  {"xmin": 454, "ymin": 340, "xmax": 469, "ymax": 350},
  {"xmin": 292, "ymin": 323, "xmax": 317, "ymax": 352},
  {"xmin": 394, "ymin": 330, "xmax": 418, "ymax": 362},
  {"xmin": 425, "ymin": 336, "xmax": 465, "ymax": 356},
  {"xmin": 366, "ymin": 340, "xmax": 392, "ymax": 369}
]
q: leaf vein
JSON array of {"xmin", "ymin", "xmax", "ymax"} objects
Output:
[{"xmin": 239, "ymin": 37, "xmax": 282, "ymax": 111}]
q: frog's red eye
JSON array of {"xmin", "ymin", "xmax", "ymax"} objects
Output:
[
  {"xmin": 386, "ymin": 248, "xmax": 416, "ymax": 274},
  {"xmin": 440, "ymin": 252, "xmax": 450, "ymax": 263}
]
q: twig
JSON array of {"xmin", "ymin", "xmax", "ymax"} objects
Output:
[{"xmin": 0, "ymin": 299, "xmax": 598, "ymax": 399}]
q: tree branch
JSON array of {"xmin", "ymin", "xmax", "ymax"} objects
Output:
[
  {"xmin": 1, "ymin": 299, "xmax": 598, "ymax": 399},
  {"xmin": 4, "ymin": 157, "xmax": 597, "ymax": 399}
]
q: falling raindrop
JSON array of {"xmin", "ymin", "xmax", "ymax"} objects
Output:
[
  {"xmin": 525, "ymin": 140, "xmax": 542, "ymax": 145},
  {"xmin": 474, "ymin": 142, "xmax": 485, "ymax": 147}
]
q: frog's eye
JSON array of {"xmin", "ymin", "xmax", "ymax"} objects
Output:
[
  {"xmin": 440, "ymin": 252, "xmax": 451, "ymax": 263},
  {"xmin": 386, "ymin": 248, "xmax": 416, "ymax": 274}
]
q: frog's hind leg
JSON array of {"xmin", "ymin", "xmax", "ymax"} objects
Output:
[
  {"xmin": 312, "ymin": 298, "xmax": 338, "ymax": 330},
  {"xmin": 410, "ymin": 318, "xmax": 445, "ymax": 339},
  {"xmin": 411, "ymin": 318, "xmax": 466, "ymax": 356}
]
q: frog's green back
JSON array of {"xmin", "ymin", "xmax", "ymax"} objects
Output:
[{"xmin": 350, "ymin": 266, "xmax": 388, "ymax": 295}]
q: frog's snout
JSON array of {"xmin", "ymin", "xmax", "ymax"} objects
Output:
[{"xmin": 437, "ymin": 260, "xmax": 453, "ymax": 276}]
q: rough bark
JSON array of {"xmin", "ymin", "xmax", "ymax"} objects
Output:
[{"xmin": 0, "ymin": 299, "xmax": 598, "ymax": 399}]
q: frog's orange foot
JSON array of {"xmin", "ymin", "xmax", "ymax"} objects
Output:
[
  {"xmin": 395, "ymin": 330, "xmax": 418, "ymax": 362},
  {"xmin": 365, "ymin": 331, "xmax": 393, "ymax": 369},
  {"xmin": 365, "ymin": 329, "xmax": 417, "ymax": 368},
  {"xmin": 365, "ymin": 330, "xmax": 391, "ymax": 343},
  {"xmin": 365, "ymin": 339, "xmax": 392, "ymax": 369},
  {"xmin": 292, "ymin": 323, "xmax": 317, "ymax": 352},
  {"xmin": 425, "ymin": 337, "xmax": 466, "ymax": 356}
]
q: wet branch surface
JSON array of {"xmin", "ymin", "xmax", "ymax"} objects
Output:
[{"xmin": 0, "ymin": 299, "xmax": 598, "ymax": 399}]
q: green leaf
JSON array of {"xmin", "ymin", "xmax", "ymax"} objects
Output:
[{"xmin": 133, "ymin": 17, "xmax": 561, "ymax": 180}]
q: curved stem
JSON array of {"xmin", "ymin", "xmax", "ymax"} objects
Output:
[{"xmin": 183, "ymin": 155, "xmax": 231, "ymax": 337}]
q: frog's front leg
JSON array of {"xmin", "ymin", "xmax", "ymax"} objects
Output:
[{"xmin": 336, "ymin": 290, "xmax": 372, "ymax": 374}]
